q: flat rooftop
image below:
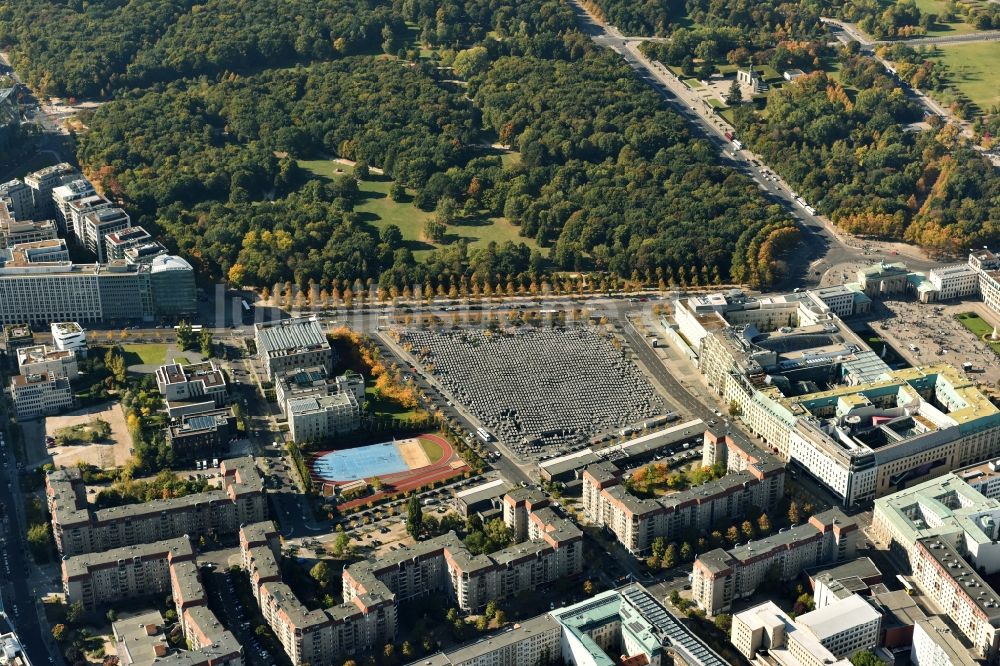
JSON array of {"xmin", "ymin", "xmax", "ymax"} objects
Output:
[
  {"xmin": 796, "ymin": 593, "xmax": 881, "ymax": 640},
  {"xmin": 254, "ymin": 317, "xmax": 328, "ymax": 354},
  {"xmin": 916, "ymin": 537, "xmax": 1000, "ymax": 623}
]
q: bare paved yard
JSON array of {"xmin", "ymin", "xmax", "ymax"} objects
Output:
[{"xmin": 46, "ymin": 403, "xmax": 133, "ymax": 469}]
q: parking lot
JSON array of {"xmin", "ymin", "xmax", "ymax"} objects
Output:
[{"xmin": 868, "ymin": 298, "xmax": 1000, "ymax": 389}]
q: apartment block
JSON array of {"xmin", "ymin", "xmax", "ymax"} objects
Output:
[
  {"xmin": 287, "ymin": 391, "xmax": 360, "ymax": 443},
  {"xmin": 583, "ymin": 430, "xmax": 784, "ymax": 556},
  {"xmin": 4, "ymin": 238, "xmax": 70, "ymax": 263},
  {"xmin": 911, "ymin": 537, "xmax": 1000, "ymax": 660},
  {"xmin": 344, "ymin": 491, "xmax": 582, "ymax": 615},
  {"xmin": 911, "ymin": 615, "xmax": 980, "ymax": 666},
  {"xmin": 156, "ymin": 360, "xmax": 228, "ymax": 406},
  {"xmin": 68, "ymin": 537, "xmax": 243, "ymax": 666},
  {"xmin": 17, "ymin": 344, "xmax": 78, "ymax": 378},
  {"xmin": 692, "ymin": 509, "xmax": 857, "ymax": 616},
  {"xmin": 51, "ymin": 179, "xmax": 96, "ymax": 234},
  {"xmin": 47, "ymin": 457, "xmax": 266, "ymax": 557},
  {"xmin": 104, "ymin": 226, "xmax": 152, "ymax": 261},
  {"xmin": 1, "ymin": 197, "xmax": 57, "ymax": 248},
  {"xmin": 123, "ymin": 241, "xmax": 168, "ymax": 265},
  {"xmin": 254, "ymin": 317, "xmax": 334, "ymax": 379},
  {"xmin": 63, "ymin": 537, "xmax": 193, "ymax": 610},
  {"xmin": 239, "ymin": 522, "xmax": 395, "ymax": 666},
  {"xmin": 67, "ymin": 194, "xmax": 112, "ymax": 243},
  {"xmin": 10, "ymin": 371, "xmax": 73, "ymax": 420}
]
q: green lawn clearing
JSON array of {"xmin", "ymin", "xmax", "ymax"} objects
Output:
[
  {"xmin": 298, "ymin": 159, "xmax": 539, "ymax": 260},
  {"xmin": 926, "ymin": 43, "xmax": 1000, "ymax": 111},
  {"xmin": 683, "ymin": 78, "xmax": 704, "ymax": 89},
  {"xmin": 707, "ymin": 98, "xmax": 724, "ymax": 108},
  {"xmin": 419, "ymin": 436, "xmax": 445, "ymax": 463},
  {"xmin": 500, "ymin": 151, "xmax": 521, "ymax": 167},
  {"xmin": 955, "ymin": 312, "xmax": 1000, "ymax": 354},
  {"xmin": 120, "ymin": 344, "xmax": 170, "ymax": 366},
  {"xmin": 910, "ymin": 0, "xmax": 981, "ymax": 35}
]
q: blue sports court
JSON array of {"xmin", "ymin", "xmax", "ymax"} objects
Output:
[{"xmin": 312, "ymin": 441, "xmax": 408, "ymax": 482}]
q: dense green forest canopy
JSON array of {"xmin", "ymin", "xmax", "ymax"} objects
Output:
[
  {"xmin": 3, "ymin": 0, "xmax": 800, "ymax": 291},
  {"xmin": 587, "ymin": 0, "xmax": 1000, "ymax": 39},
  {"xmin": 732, "ymin": 57, "xmax": 1000, "ymax": 249}
]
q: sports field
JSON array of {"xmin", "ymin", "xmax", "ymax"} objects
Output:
[{"xmin": 311, "ymin": 435, "xmax": 448, "ymax": 483}]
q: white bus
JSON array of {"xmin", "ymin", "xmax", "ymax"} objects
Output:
[{"xmin": 476, "ymin": 427, "xmax": 493, "ymax": 443}]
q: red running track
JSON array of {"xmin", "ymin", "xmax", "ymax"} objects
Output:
[{"xmin": 311, "ymin": 434, "xmax": 470, "ymax": 510}]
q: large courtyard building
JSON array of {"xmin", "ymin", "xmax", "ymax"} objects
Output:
[
  {"xmin": 0, "ymin": 245, "xmax": 196, "ymax": 324},
  {"xmin": 254, "ymin": 317, "xmax": 334, "ymax": 379},
  {"xmin": 673, "ymin": 286, "xmax": 1000, "ymax": 506},
  {"xmin": 46, "ymin": 457, "xmax": 266, "ymax": 557},
  {"xmin": 871, "ymin": 471, "xmax": 1000, "ymax": 572},
  {"xmin": 692, "ymin": 509, "xmax": 857, "ymax": 616},
  {"xmin": 869, "ymin": 470, "xmax": 1000, "ymax": 660},
  {"xmin": 582, "ymin": 429, "xmax": 784, "ymax": 556}
]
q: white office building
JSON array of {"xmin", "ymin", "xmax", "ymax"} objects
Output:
[
  {"xmin": 17, "ymin": 344, "xmax": 78, "ymax": 378},
  {"xmin": 731, "ymin": 595, "xmax": 880, "ymax": 666},
  {"xmin": 10, "ymin": 371, "xmax": 73, "ymax": 420},
  {"xmin": 80, "ymin": 207, "xmax": 131, "ymax": 262},
  {"xmin": 51, "ymin": 322, "xmax": 87, "ymax": 355},
  {"xmin": 51, "ymin": 179, "xmax": 95, "ymax": 234},
  {"xmin": 929, "ymin": 264, "xmax": 979, "ymax": 301}
]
